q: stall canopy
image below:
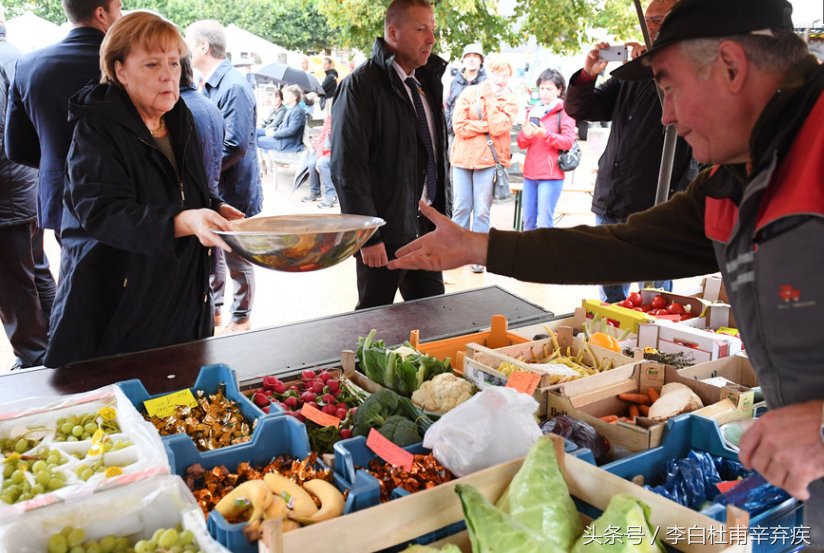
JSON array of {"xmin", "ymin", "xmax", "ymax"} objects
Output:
[{"xmin": 6, "ymin": 13, "xmax": 67, "ymax": 53}]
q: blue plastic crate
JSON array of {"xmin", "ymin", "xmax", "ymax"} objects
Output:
[
  {"xmin": 118, "ymin": 363, "xmax": 283, "ymax": 450},
  {"xmin": 166, "ymin": 414, "xmax": 350, "ymax": 553},
  {"xmin": 601, "ymin": 415, "xmax": 803, "ymax": 553}
]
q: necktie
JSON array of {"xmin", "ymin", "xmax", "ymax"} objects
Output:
[{"xmin": 404, "ymin": 77, "xmax": 438, "ymax": 202}]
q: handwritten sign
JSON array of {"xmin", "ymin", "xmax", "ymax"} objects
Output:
[
  {"xmin": 300, "ymin": 403, "xmax": 341, "ymax": 428},
  {"xmin": 143, "ymin": 389, "xmax": 197, "ymax": 418},
  {"xmin": 366, "ymin": 428, "xmax": 414, "ymax": 470},
  {"xmin": 505, "ymin": 371, "xmax": 541, "ymax": 395}
]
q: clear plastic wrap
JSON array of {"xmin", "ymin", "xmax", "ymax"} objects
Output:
[
  {"xmin": 0, "ymin": 385, "xmax": 168, "ymax": 520},
  {"xmin": 0, "ymin": 475, "xmax": 229, "ymax": 553}
]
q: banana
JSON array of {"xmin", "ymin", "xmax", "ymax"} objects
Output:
[
  {"xmin": 263, "ymin": 472, "xmax": 318, "ymax": 518},
  {"xmin": 263, "ymin": 495, "xmax": 288, "ymax": 520},
  {"xmin": 288, "ymin": 479, "xmax": 345, "ymax": 525},
  {"xmin": 215, "ymin": 480, "xmax": 273, "ymax": 541}
]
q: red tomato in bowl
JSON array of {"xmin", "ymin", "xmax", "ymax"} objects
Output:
[
  {"xmin": 627, "ymin": 292, "xmax": 643, "ymax": 307},
  {"xmin": 666, "ymin": 302, "xmax": 686, "ymax": 315},
  {"xmin": 651, "ymin": 295, "xmax": 668, "ymax": 309}
]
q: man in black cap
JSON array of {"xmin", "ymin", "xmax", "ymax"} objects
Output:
[{"xmin": 388, "ymin": 0, "xmax": 824, "ymax": 540}]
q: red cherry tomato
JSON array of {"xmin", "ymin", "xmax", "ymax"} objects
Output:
[
  {"xmin": 632, "ymin": 307, "xmax": 644, "ymax": 312},
  {"xmin": 652, "ymin": 308, "xmax": 670, "ymax": 316},
  {"xmin": 651, "ymin": 295, "xmax": 668, "ymax": 309},
  {"xmin": 666, "ymin": 302, "xmax": 686, "ymax": 315},
  {"xmin": 627, "ymin": 292, "xmax": 643, "ymax": 307},
  {"xmin": 640, "ymin": 304, "xmax": 653, "ymax": 312},
  {"xmin": 615, "ymin": 300, "xmax": 634, "ymax": 309}
]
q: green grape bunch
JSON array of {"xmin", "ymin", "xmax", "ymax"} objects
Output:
[
  {"xmin": 47, "ymin": 525, "xmax": 203, "ymax": 553},
  {"xmin": 1, "ymin": 446, "xmax": 68, "ymax": 504},
  {"xmin": 53, "ymin": 413, "xmax": 120, "ymax": 443}
]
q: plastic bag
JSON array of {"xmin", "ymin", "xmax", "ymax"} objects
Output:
[
  {"xmin": 541, "ymin": 415, "xmax": 610, "ymax": 465},
  {"xmin": 0, "ymin": 475, "xmax": 229, "ymax": 553},
  {"xmin": 423, "ymin": 387, "xmax": 541, "ymax": 477},
  {"xmin": 0, "ymin": 385, "xmax": 168, "ymax": 521}
]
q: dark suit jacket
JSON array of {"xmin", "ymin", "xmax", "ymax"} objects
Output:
[
  {"xmin": 270, "ymin": 105, "xmax": 306, "ymax": 152},
  {"xmin": 181, "ymin": 86, "xmax": 224, "ymax": 198},
  {"xmin": 4, "ymin": 27, "xmax": 105, "ymax": 231},
  {"xmin": 203, "ymin": 59, "xmax": 262, "ymax": 216}
]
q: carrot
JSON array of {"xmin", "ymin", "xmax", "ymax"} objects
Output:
[
  {"xmin": 599, "ymin": 415, "xmax": 619, "ymax": 423},
  {"xmin": 638, "ymin": 404, "xmax": 650, "ymax": 416},
  {"xmin": 618, "ymin": 393, "xmax": 651, "ymax": 405},
  {"xmin": 628, "ymin": 404, "xmax": 640, "ymax": 418},
  {"xmin": 646, "ymin": 388, "xmax": 661, "ymax": 402}
]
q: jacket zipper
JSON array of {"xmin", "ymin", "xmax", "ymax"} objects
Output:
[{"xmin": 139, "ymin": 126, "xmax": 192, "ymax": 206}]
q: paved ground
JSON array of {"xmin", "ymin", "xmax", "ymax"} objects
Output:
[{"xmin": 0, "ymin": 127, "xmax": 702, "ymax": 373}]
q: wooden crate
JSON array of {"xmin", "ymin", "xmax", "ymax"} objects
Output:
[{"xmin": 266, "ymin": 436, "xmax": 750, "ymax": 553}]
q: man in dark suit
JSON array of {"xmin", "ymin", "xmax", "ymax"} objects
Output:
[
  {"xmin": 5, "ymin": 0, "xmax": 123, "ymax": 238},
  {"xmin": 187, "ymin": 20, "xmax": 262, "ymax": 333}
]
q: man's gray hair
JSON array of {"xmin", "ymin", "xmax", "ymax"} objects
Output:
[
  {"xmin": 186, "ymin": 19, "xmax": 226, "ymax": 60},
  {"xmin": 680, "ymin": 30, "xmax": 808, "ymax": 79}
]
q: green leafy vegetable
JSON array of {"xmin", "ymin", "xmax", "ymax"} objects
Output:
[
  {"xmin": 504, "ymin": 436, "xmax": 583, "ymax": 551},
  {"xmin": 456, "ymin": 484, "xmax": 564, "ymax": 553},
  {"xmin": 572, "ymin": 494, "xmax": 664, "ymax": 553},
  {"xmin": 356, "ymin": 330, "xmax": 452, "ymax": 397},
  {"xmin": 351, "ymin": 389, "xmax": 434, "ymax": 446},
  {"xmin": 377, "ymin": 415, "xmax": 421, "ymax": 446}
]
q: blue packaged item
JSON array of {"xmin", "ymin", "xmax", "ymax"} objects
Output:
[{"xmin": 603, "ymin": 415, "xmax": 803, "ymax": 553}]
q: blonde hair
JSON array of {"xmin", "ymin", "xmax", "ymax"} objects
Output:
[
  {"xmin": 100, "ymin": 11, "xmax": 188, "ymax": 87},
  {"xmin": 484, "ymin": 54, "xmax": 512, "ymax": 76}
]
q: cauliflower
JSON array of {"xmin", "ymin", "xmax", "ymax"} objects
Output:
[
  {"xmin": 411, "ymin": 373, "xmax": 474, "ymax": 414},
  {"xmin": 391, "ymin": 345, "xmax": 419, "ymax": 361}
]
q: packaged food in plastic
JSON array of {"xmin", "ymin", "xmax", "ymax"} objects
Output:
[
  {"xmin": 540, "ymin": 415, "xmax": 610, "ymax": 464},
  {"xmin": 0, "ymin": 385, "xmax": 168, "ymax": 520},
  {"xmin": 0, "ymin": 475, "xmax": 229, "ymax": 553}
]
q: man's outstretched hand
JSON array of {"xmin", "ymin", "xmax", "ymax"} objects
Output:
[{"xmin": 387, "ymin": 201, "xmax": 488, "ymax": 271}]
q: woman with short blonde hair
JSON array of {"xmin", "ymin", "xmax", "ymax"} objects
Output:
[{"xmin": 45, "ymin": 11, "xmax": 244, "ymax": 367}]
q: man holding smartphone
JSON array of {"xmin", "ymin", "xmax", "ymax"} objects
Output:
[{"xmin": 564, "ymin": 0, "xmax": 696, "ymax": 303}]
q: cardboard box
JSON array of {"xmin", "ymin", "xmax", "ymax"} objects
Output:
[
  {"xmin": 677, "ymin": 352, "xmax": 758, "ymax": 388},
  {"xmin": 639, "ymin": 288, "xmax": 735, "ymax": 331},
  {"xmin": 583, "ymin": 298, "xmax": 652, "ymax": 334},
  {"xmin": 637, "ymin": 319, "xmax": 742, "ymax": 364},
  {"xmin": 514, "ymin": 307, "xmax": 636, "ymax": 351},
  {"xmin": 546, "ymin": 361, "xmax": 751, "ymax": 451}
]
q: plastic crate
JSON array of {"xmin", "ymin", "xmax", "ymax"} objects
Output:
[
  {"xmin": 408, "ymin": 314, "xmax": 530, "ymax": 371},
  {"xmin": 118, "ymin": 363, "xmax": 282, "ymax": 451},
  {"xmin": 602, "ymin": 415, "xmax": 803, "ymax": 553},
  {"xmin": 165, "ymin": 414, "xmax": 349, "ymax": 553}
]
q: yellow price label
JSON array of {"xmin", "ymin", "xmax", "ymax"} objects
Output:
[
  {"xmin": 98, "ymin": 406, "xmax": 117, "ymax": 421},
  {"xmin": 87, "ymin": 429, "xmax": 107, "ymax": 457},
  {"xmin": 143, "ymin": 389, "xmax": 197, "ymax": 418},
  {"xmin": 104, "ymin": 466, "xmax": 124, "ymax": 478}
]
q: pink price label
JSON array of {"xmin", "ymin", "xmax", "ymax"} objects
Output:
[
  {"xmin": 300, "ymin": 403, "xmax": 341, "ymax": 428},
  {"xmin": 366, "ymin": 428, "xmax": 414, "ymax": 470},
  {"xmin": 506, "ymin": 371, "xmax": 541, "ymax": 395}
]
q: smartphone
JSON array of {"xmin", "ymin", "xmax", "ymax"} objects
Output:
[{"xmin": 599, "ymin": 45, "xmax": 628, "ymax": 63}]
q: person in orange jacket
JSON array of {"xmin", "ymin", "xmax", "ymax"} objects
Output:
[{"xmin": 449, "ymin": 54, "xmax": 518, "ymax": 272}]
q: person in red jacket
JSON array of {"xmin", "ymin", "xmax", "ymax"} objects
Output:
[{"xmin": 516, "ymin": 68, "xmax": 577, "ymax": 229}]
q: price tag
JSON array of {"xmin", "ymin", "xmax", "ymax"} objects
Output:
[
  {"xmin": 366, "ymin": 428, "xmax": 414, "ymax": 470},
  {"xmin": 104, "ymin": 466, "xmax": 124, "ymax": 478},
  {"xmin": 716, "ymin": 479, "xmax": 742, "ymax": 494},
  {"xmin": 143, "ymin": 389, "xmax": 197, "ymax": 418},
  {"xmin": 98, "ymin": 406, "xmax": 117, "ymax": 421},
  {"xmin": 300, "ymin": 403, "xmax": 341, "ymax": 428},
  {"xmin": 86, "ymin": 429, "xmax": 107, "ymax": 457},
  {"xmin": 505, "ymin": 371, "xmax": 541, "ymax": 395}
]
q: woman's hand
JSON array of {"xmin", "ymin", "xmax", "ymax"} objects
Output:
[
  {"xmin": 174, "ymin": 208, "xmax": 233, "ymax": 252},
  {"xmin": 218, "ymin": 203, "xmax": 245, "ymax": 221}
]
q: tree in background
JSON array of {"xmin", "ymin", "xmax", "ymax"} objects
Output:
[
  {"xmin": 3, "ymin": 0, "xmax": 639, "ymax": 57},
  {"xmin": 315, "ymin": 0, "xmax": 639, "ymax": 57},
  {"xmin": 2, "ymin": 0, "xmax": 336, "ymax": 53}
]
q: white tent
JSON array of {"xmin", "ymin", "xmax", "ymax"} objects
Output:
[
  {"xmin": 6, "ymin": 13, "xmax": 67, "ymax": 53},
  {"xmin": 224, "ymin": 24, "xmax": 295, "ymax": 67}
]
